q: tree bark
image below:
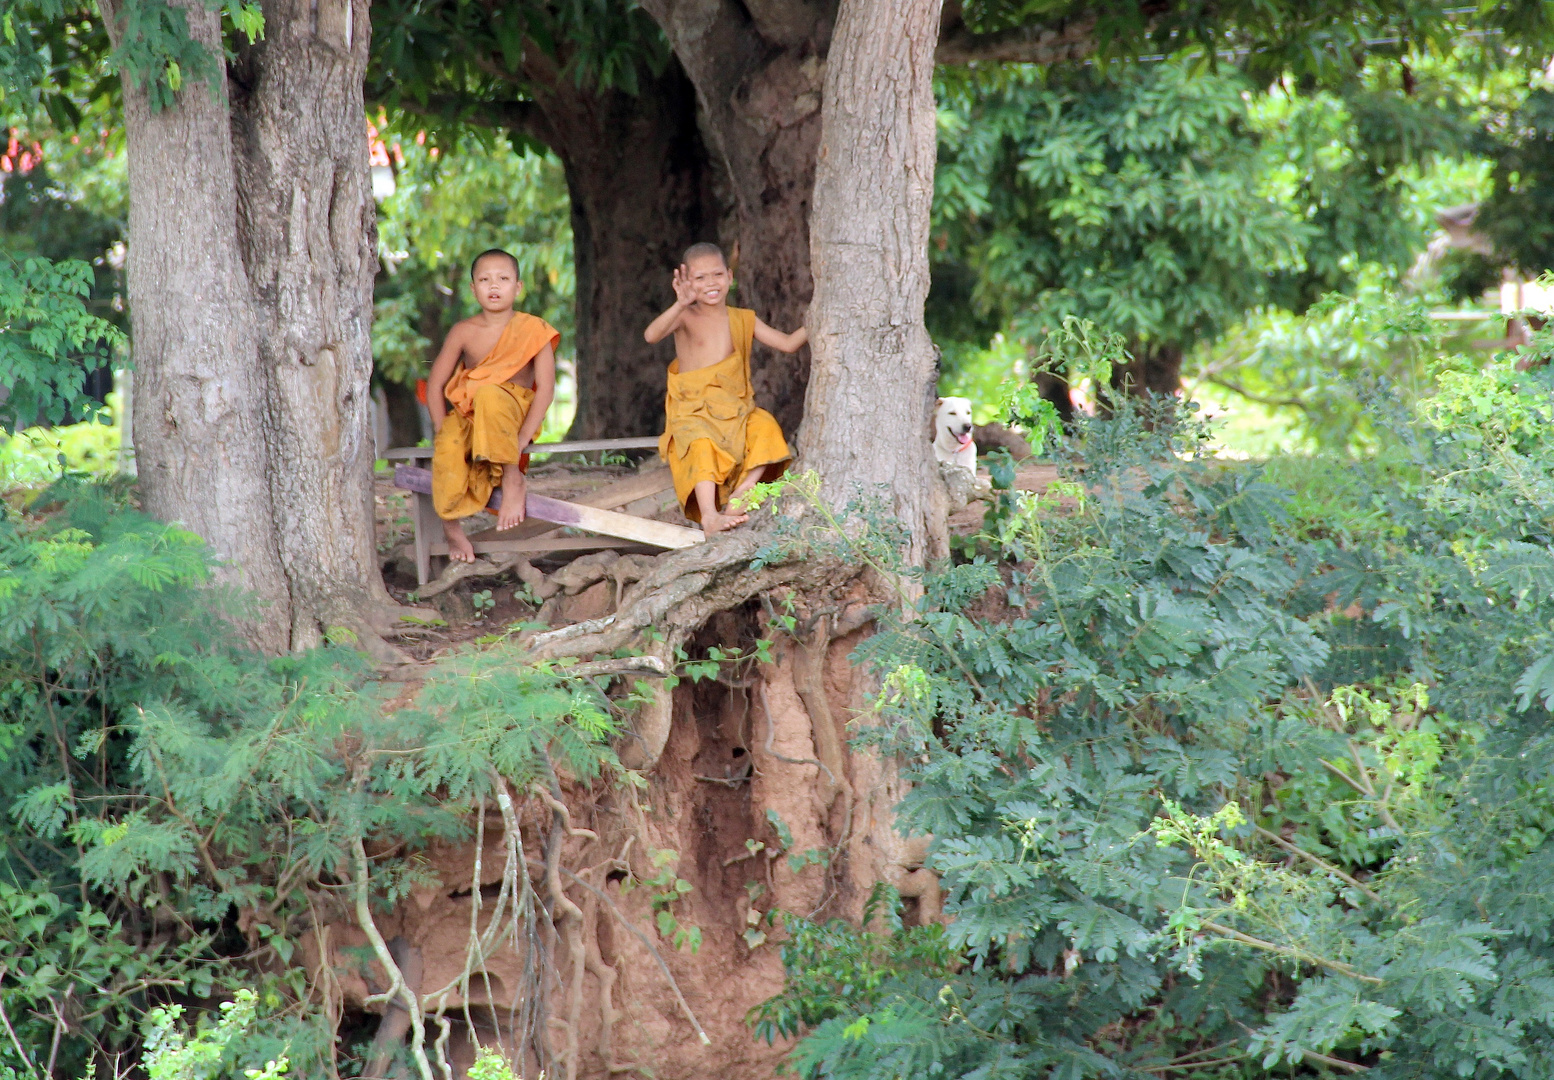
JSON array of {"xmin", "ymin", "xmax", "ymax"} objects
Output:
[
  {"xmin": 515, "ymin": 59, "xmax": 721, "ymax": 440},
  {"xmin": 100, "ymin": 0, "xmax": 293, "ymax": 654},
  {"xmin": 105, "ymin": 0, "xmax": 404, "ymax": 657},
  {"xmin": 635, "ymin": 0, "xmax": 826, "ymax": 437},
  {"xmin": 799, "ymin": 0, "xmax": 944, "ymax": 562},
  {"xmin": 228, "ymin": 0, "xmax": 399, "ymax": 653}
]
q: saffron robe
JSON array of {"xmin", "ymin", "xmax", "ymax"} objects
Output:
[
  {"xmin": 433, "ymin": 313, "xmax": 559, "ymax": 520},
  {"xmin": 658, "ymin": 306, "xmax": 792, "ymax": 522}
]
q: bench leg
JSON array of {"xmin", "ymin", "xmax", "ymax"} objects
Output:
[{"xmin": 413, "ymin": 490, "xmax": 441, "ymax": 586}]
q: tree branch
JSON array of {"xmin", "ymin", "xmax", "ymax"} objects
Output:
[
  {"xmin": 1252, "ymin": 825, "xmax": 1383, "ymax": 904},
  {"xmin": 936, "ymin": 5, "xmax": 1097, "ymax": 64},
  {"xmin": 377, "ymin": 92, "xmax": 554, "ymax": 147}
]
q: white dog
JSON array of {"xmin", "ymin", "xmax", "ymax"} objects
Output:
[{"xmin": 933, "ymin": 396, "xmax": 977, "ymax": 477}]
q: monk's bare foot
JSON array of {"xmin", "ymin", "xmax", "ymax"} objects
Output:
[
  {"xmin": 444, "ymin": 519, "xmax": 476, "ymax": 562},
  {"xmin": 700, "ymin": 509, "xmax": 748, "ymax": 534},
  {"xmin": 497, "ymin": 466, "xmax": 527, "ymax": 530}
]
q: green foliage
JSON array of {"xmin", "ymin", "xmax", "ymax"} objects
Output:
[
  {"xmin": 620, "ymin": 847, "xmax": 701, "ymax": 953},
  {"xmin": 141, "ymin": 991, "xmax": 287, "ymax": 1080},
  {"xmin": 958, "ymin": 1, "xmax": 1552, "ymax": 88},
  {"xmin": 749, "ymin": 885, "xmax": 957, "ymax": 1045},
  {"xmin": 103, "ymin": 0, "xmax": 263, "ymax": 111},
  {"xmin": 466, "ymin": 1045, "xmax": 522, "ymax": 1080},
  {"xmin": 934, "ymin": 59, "xmax": 1300, "ymax": 361},
  {"xmin": 0, "ymin": 483, "xmax": 623, "ymax": 1073},
  {"xmin": 761, "ymin": 356, "xmax": 1554, "ymax": 1078},
  {"xmin": 0, "ymin": 404, "xmax": 123, "ymax": 486},
  {"xmin": 1194, "ymin": 274, "xmax": 1475, "ymax": 452},
  {"xmin": 0, "ymin": 251, "xmax": 123, "ymax": 433},
  {"xmin": 1474, "ymin": 87, "xmax": 1554, "ymax": 275}
]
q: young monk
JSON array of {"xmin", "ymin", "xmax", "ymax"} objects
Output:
[
  {"xmin": 643, "ymin": 242, "xmax": 806, "ymax": 533},
  {"xmin": 427, "ymin": 249, "xmax": 559, "ymax": 563}
]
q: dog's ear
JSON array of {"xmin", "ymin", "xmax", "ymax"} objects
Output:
[{"xmin": 935, "ymin": 397, "xmax": 944, "ymax": 407}]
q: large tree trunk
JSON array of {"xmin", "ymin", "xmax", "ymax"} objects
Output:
[
  {"xmin": 635, "ymin": 0, "xmax": 826, "ymax": 437},
  {"xmin": 100, "ymin": 0, "xmax": 293, "ymax": 654},
  {"xmin": 799, "ymin": 0, "xmax": 945, "ymax": 562},
  {"xmin": 517, "ymin": 59, "xmax": 721, "ymax": 440},
  {"xmin": 105, "ymin": 0, "xmax": 404, "ymax": 657},
  {"xmin": 228, "ymin": 0, "xmax": 399, "ymax": 652}
]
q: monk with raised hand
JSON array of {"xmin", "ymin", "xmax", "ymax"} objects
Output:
[
  {"xmin": 427, "ymin": 249, "xmax": 559, "ymax": 563},
  {"xmin": 643, "ymin": 242, "xmax": 804, "ymax": 534}
]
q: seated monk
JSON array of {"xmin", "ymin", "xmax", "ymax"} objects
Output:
[
  {"xmin": 642, "ymin": 242, "xmax": 807, "ymax": 533},
  {"xmin": 427, "ymin": 248, "xmax": 558, "ymax": 563}
]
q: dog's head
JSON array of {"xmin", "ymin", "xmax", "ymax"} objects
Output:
[{"xmin": 935, "ymin": 397, "xmax": 975, "ymax": 449}]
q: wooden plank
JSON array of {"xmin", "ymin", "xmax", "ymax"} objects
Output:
[
  {"xmin": 526, "ymin": 436, "xmax": 660, "ymax": 455},
  {"xmin": 396, "ymin": 465, "xmax": 674, "ymax": 546},
  {"xmin": 430, "ymin": 536, "xmax": 654, "ymax": 557},
  {"xmin": 394, "ymin": 466, "xmax": 702, "ymax": 550},
  {"xmin": 463, "ymin": 468, "xmax": 674, "ymax": 544},
  {"xmin": 525, "ymin": 493, "xmax": 703, "ymax": 549},
  {"xmin": 385, "ymin": 436, "xmax": 658, "ymax": 463}
]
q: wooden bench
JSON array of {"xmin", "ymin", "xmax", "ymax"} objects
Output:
[{"xmin": 386, "ymin": 439, "xmax": 702, "ymax": 586}]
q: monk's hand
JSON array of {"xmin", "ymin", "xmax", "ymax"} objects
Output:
[{"xmin": 672, "ymin": 264, "xmax": 697, "ymax": 308}]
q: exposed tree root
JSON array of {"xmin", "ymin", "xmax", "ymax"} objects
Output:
[
  {"xmin": 794, "ymin": 614, "xmax": 845, "ymax": 808},
  {"xmin": 559, "ymin": 868, "xmax": 711, "ymax": 1047},
  {"xmin": 353, "ymin": 833, "xmax": 434, "ymax": 1080},
  {"xmin": 524, "ymin": 526, "xmax": 857, "ymax": 663}
]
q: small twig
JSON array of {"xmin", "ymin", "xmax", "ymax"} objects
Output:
[
  {"xmin": 722, "ymin": 844, "xmax": 766, "ymax": 868},
  {"xmin": 1347, "ymin": 742, "xmax": 1377, "ymax": 796},
  {"xmin": 0, "ymin": 968, "xmax": 39, "ymax": 1079},
  {"xmin": 45, "ymin": 991, "xmax": 67, "ymax": 1077},
  {"xmin": 1319, "ymin": 758, "xmax": 1373, "ymax": 797},
  {"xmin": 1253, "ymin": 826, "xmax": 1382, "ymax": 904},
  {"xmin": 560, "ymin": 868, "xmax": 711, "ymax": 1046},
  {"xmin": 1200, "ymin": 920, "xmax": 1382, "ymax": 984},
  {"xmin": 1302, "ymin": 1049, "xmax": 1368, "ymax": 1073},
  {"xmin": 1142, "ymin": 1055, "xmax": 1249, "ymax": 1074}
]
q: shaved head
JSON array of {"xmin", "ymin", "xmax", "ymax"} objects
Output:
[
  {"xmin": 682, "ymin": 242, "xmax": 726, "ymax": 268},
  {"xmin": 471, "ymin": 248, "xmax": 520, "ymax": 279}
]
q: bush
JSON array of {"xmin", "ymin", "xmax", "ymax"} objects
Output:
[{"xmin": 760, "ymin": 358, "xmax": 1554, "ymax": 1078}]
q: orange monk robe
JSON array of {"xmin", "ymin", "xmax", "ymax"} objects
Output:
[
  {"xmin": 658, "ymin": 306, "xmax": 792, "ymax": 523},
  {"xmin": 432, "ymin": 312, "xmax": 560, "ymax": 521}
]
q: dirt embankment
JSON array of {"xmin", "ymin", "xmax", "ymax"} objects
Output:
[{"xmin": 328, "ymin": 456, "xmax": 1060, "ymax": 1078}]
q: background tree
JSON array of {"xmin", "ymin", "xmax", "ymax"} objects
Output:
[
  {"xmin": 930, "ymin": 58, "xmax": 1474, "ymax": 407},
  {"xmin": 368, "ymin": 0, "xmax": 722, "ymax": 438}
]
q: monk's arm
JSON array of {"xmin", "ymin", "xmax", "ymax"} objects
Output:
[
  {"xmin": 643, "ymin": 300, "xmax": 690, "ymax": 345},
  {"xmin": 425, "ymin": 327, "xmax": 467, "ymax": 432},
  {"xmin": 753, "ymin": 318, "xmax": 809, "ymax": 354},
  {"xmin": 516, "ymin": 343, "xmax": 557, "ymax": 452}
]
